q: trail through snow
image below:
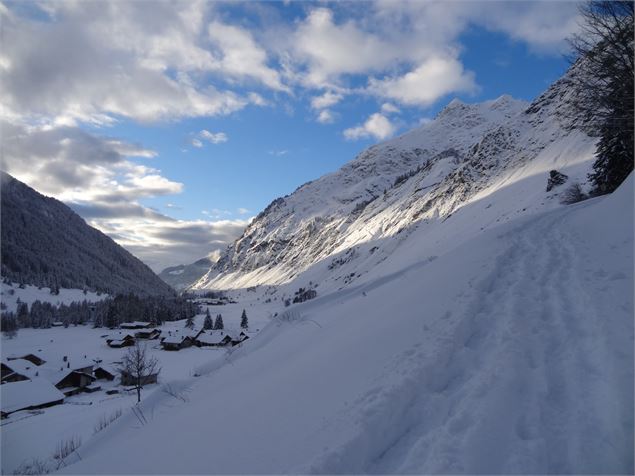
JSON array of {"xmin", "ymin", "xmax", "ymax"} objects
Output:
[{"xmin": 305, "ymin": 200, "xmax": 633, "ymax": 474}]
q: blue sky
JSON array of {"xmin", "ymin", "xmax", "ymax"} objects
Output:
[{"xmin": 0, "ymin": 1, "xmax": 581, "ymax": 271}]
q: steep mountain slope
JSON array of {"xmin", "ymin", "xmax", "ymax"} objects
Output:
[
  {"xmin": 194, "ymin": 64, "xmax": 595, "ymax": 292},
  {"xmin": 0, "ymin": 172, "xmax": 173, "ymax": 296},
  {"xmin": 63, "ymin": 174, "xmax": 633, "ymax": 475},
  {"xmin": 158, "ymin": 258, "xmax": 212, "ymax": 291}
]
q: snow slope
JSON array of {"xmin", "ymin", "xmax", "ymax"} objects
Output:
[{"xmin": 61, "ymin": 175, "xmax": 633, "ymax": 474}]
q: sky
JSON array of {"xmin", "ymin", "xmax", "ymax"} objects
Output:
[{"xmin": 0, "ymin": 0, "xmax": 582, "ymax": 272}]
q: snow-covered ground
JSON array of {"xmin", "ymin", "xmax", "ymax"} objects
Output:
[
  {"xmin": 55, "ymin": 175, "xmax": 633, "ymax": 474},
  {"xmin": 0, "ymin": 300, "xmax": 271, "ymax": 474},
  {"xmin": 0, "ymin": 283, "xmax": 107, "ymax": 313}
]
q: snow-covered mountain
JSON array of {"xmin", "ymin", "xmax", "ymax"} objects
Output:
[
  {"xmin": 158, "ymin": 257, "xmax": 212, "ymax": 291},
  {"xmin": 193, "ymin": 63, "xmax": 595, "ymax": 293},
  {"xmin": 0, "ymin": 172, "xmax": 174, "ymax": 296},
  {"xmin": 27, "ymin": 62, "xmax": 633, "ymax": 476}
]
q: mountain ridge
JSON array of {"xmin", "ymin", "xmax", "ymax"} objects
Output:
[{"xmin": 193, "ymin": 62, "xmax": 595, "ymax": 292}]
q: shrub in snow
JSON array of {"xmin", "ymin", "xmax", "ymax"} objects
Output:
[
  {"xmin": 560, "ymin": 182, "xmax": 588, "ymax": 204},
  {"xmin": 546, "ymin": 170, "xmax": 569, "ymax": 191},
  {"xmin": 52, "ymin": 436, "xmax": 81, "ymax": 468},
  {"xmin": 12, "ymin": 458, "xmax": 50, "ymax": 475},
  {"xmin": 292, "ymin": 288, "xmax": 317, "ymax": 303},
  {"xmin": 93, "ymin": 408, "xmax": 123, "ymax": 434}
]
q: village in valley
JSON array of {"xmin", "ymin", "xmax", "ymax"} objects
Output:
[{"xmin": 0, "ymin": 294, "xmax": 266, "ymax": 473}]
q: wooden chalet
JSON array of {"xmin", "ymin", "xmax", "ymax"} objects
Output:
[
  {"xmin": 194, "ymin": 331, "xmax": 232, "ymax": 347},
  {"xmin": 106, "ymin": 334, "xmax": 135, "ymax": 348},
  {"xmin": 231, "ymin": 331, "xmax": 250, "ymax": 346},
  {"xmin": 160, "ymin": 335, "xmax": 193, "ymax": 351},
  {"xmin": 93, "ymin": 366, "xmax": 117, "ymax": 381},
  {"xmin": 39, "ymin": 368, "xmax": 96, "ymax": 396},
  {"xmin": 1, "ymin": 361, "xmax": 30, "ymax": 384},
  {"xmin": 1, "ymin": 378, "xmax": 65, "ymax": 418},
  {"xmin": 134, "ymin": 328, "xmax": 162, "ymax": 340}
]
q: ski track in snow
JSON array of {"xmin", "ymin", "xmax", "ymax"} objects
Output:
[{"xmin": 307, "ymin": 203, "xmax": 632, "ymax": 474}]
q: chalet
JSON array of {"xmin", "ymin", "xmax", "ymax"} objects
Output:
[
  {"xmin": 1, "ymin": 378, "xmax": 65, "ymax": 418},
  {"xmin": 161, "ymin": 335, "xmax": 193, "ymax": 351},
  {"xmin": 230, "ymin": 331, "xmax": 250, "ymax": 346},
  {"xmin": 93, "ymin": 366, "xmax": 117, "ymax": 381},
  {"xmin": 194, "ymin": 332, "xmax": 232, "ymax": 347},
  {"xmin": 106, "ymin": 334, "xmax": 135, "ymax": 348},
  {"xmin": 120, "ymin": 321, "xmax": 152, "ymax": 330},
  {"xmin": 120, "ymin": 370, "xmax": 159, "ymax": 386},
  {"xmin": 1, "ymin": 361, "xmax": 30, "ymax": 384},
  {"xmin": 134, "ymin": 329, "xmax": 162, "ymax": 340},
  {"xmin": 39, "ymin": 368, "xmax": 96, "ymax": 396},
  {"xmin": 7, "ymin": 354, "xmax": 46, "ymax": 366}
]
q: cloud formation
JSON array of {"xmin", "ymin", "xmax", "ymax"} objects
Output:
[
  {"xmin": 344, "ymin": 113, "xmax": 396, "ymax": 141},
  {"xmin": 1, "ymin": 120, "xmax": 246, "ymax": 271},
  {"xmin": 0, "ymin": 1, "xmax": 582, "ymax": 271}
]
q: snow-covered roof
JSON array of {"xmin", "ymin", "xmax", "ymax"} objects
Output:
[
  {"xmin": 1, "ymin": 378, "xmax": 65, "ymax": 414},
  {"xmin": 162, "ymin": 335, "xmax": 191, "ymax": 345},
  {"xmin": 2, "ymin": 359, "xmax": 38, "ymax": 377},
  {"xmin": 195, "ymin": 333, "xmax": 231, "ymax": 345}
]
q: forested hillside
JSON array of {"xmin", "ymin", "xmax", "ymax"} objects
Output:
[{"xmin": 0, "ymin": 172, "xmax": 173, "ymax": 296}]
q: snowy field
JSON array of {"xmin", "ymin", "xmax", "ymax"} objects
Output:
[
  {"xmin": 55, "ymin": 175, "xmax": 633, "ymax": 474},
  {"xmin": 0, "ymin": 301, "xmax": 272, "ymax": 474},
  {"xmin": 0, "ymin": 283, "xmax": 107, "ymax": 314}
]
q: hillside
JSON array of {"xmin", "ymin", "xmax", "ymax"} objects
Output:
[
  {"xmin": 62, "ymin": 173, "xmax": 633, "ymax": 474},
  {"xmin": 158, "ymin": 258, "xmax": 212, "ymax": 291},
  {"xmin": 0, "ymin": 172, "xmax": 173, "ymax": 296},
  {"xmin": 194, "ymin": 62, "xmax": 596, "ymax": 293}
]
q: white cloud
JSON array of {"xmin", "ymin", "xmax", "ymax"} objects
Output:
[
  {"xmin": 290, "ymin": 8, "xmax": 395, "ymax": 88},
  {"xmin": 310, "ymin": 91, "xmax": 344, "ymax": 110},
  {"xmin": 268, "ymin": 149, "xmax": 289, "ymax": 157},
  {"xmin": 0, "ymin": 2, "xmax": 278, "ymax": 126},
  {"xmin": 316, "ymin": 109, "xmax": 336, "ymax": 124},
  {"xmin": 200, "ymin": 130, "xmax": 228, "ymax": 144},
  {"xmin": 208, "ymin": 21, "xmax": 288, "ymax": 92},
  {"xmin": 344, "ymin": 113, "xmax": 395, "ymax": 141},
  {"xmin": 191, "ymin": 138, "xmax": 203, "ymax": 148},
  {"xmin": 381, "ymin": 103, "xmax": 400, "ymax": 114},
  {"xmin": 86, "ymin": 215, "xmax": 248, "ymax": 272},
  {"xmin": 368, "ymin": 56, "xmax": 477, "ymax": 106},
  {"xmin": 237, "ymin": 208, "xmax": 250, "ymax": 215}
]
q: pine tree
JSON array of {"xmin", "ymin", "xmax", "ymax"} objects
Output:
[
  {"xmin": 240, "ymin": 309, "xmax": 248, "ymax": 329},
  {"xmin": 568, "ymin": 1, "xmax": 634, "ymax": 194},
  {"xmin": 105, "ymin": 305, "xmax": 119, "ymax": 329},
  {"xmin": 203, "ymin": 309, "xmax": 213, "ymax": 330},
  {"xmin": 185, "ymin": 315, "xmax": 194, "ymax": 329},
  {"xmin": 213, "ymin": 314, "xmax": 224, "ymax": 330}
]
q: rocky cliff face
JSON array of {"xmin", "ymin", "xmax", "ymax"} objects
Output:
[{"xmin": 194, "ymin": 63, "xmax": 595, "ymax": 291}]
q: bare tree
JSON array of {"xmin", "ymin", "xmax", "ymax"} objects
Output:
[
  {"xmin": 567, "ymin": 1, "xmax": 634, "ymax": 194},
  {"xmin": 119, "ymin": 342, "xmax": 160, "ymax": 403}
]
